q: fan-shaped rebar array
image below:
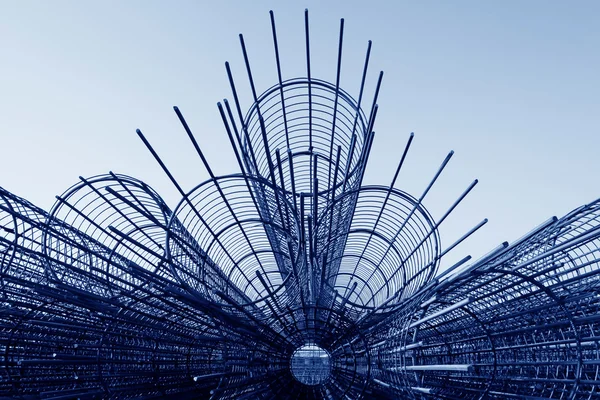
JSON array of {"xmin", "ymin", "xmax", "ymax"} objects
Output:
[{"xmin": 1, "ymin": 9, "xmax": 600, "ymax": 400}]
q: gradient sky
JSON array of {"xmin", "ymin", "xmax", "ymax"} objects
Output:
[{"xmin": 1, "ymin": 1, "xmax": 599, "ymax": 272}]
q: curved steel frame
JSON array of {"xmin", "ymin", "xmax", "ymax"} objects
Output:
[{"xmin": 1, "ymin": 9, "xmax": 599, "ymax": 400}]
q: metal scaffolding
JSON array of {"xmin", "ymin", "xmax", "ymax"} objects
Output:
[{"xmin": 1, "ymin": 9, "xmax": 599, "ymax": 400}]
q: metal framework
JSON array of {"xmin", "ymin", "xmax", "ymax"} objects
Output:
[{"xmin": 1, "ymin": 10, "xmax": 600, "ymax": 400}]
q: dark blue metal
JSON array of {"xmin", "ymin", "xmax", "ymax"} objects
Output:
[{"xmin": 1, "ymin": 9, "xmax": 599, "ymax": 400}]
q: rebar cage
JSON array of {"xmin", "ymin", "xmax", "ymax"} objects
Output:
[{"xmin": 1, "ymin": 9, "xmax": 599, "ymax": 400}]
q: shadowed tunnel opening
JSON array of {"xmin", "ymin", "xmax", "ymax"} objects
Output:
[{"xmin": 291, "ymin": 344, "xmax": 331, "ymax": 385}]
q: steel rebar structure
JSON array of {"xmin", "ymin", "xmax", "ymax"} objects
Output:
[{"xmin": 1, "ymin": 10, "xmax": 600, "ymax": 400}]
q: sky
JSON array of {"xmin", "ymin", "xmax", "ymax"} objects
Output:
[{"xmin": 1, "ymin": 1, "xmax": 599, "ymax": 272}]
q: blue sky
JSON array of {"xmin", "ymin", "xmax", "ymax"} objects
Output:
[{"xmin": 1, "ymin": 1, "xmax": 598, "ymax": 271}]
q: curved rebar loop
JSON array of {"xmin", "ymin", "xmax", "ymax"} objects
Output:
[
  {"xmin": 0, "ymin": 187, "xmax": 51, "ymax": 284},
  {"xmin": 43, "ymin": 173, "xmax": 175, "ymax": 297},
  {"xmin": 166, "ymin": 174, "xmax": 301, "ymax": 313},
  {"xmin": 238, "ymin": 79, "xmax": 369, "ymax": 196},
  {"xmin": 317, "ymin": 186, "xmax": 439, "ymax": 311}
]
